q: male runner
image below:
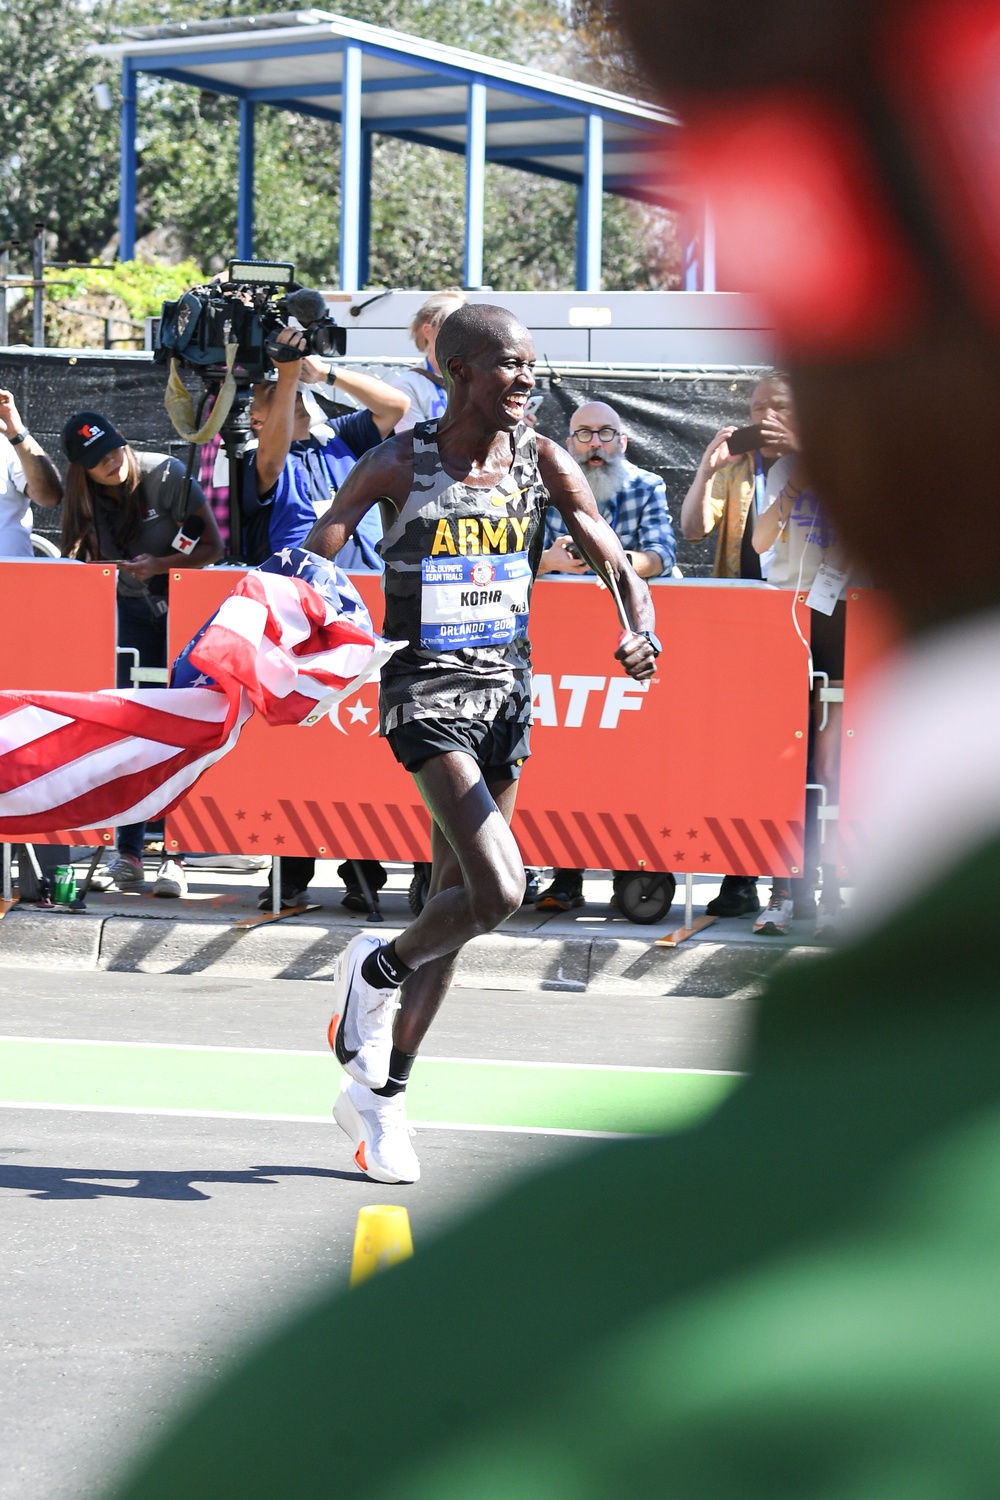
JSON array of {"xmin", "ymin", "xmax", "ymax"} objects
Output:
[{"xmin": 307, "ymin": 303, "xmax": 659, "ymax": 1183}]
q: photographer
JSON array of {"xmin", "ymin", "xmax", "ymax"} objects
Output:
[
  {"xmin": 240, "ymin": 337, "xmax": 408, "ymax": 570},
  {"xmin": 61, "ymin": 410, "xmax": 223, "ymax": 897},
  {"xmin": 239, "ymin": 332, "xmax": 407, "ymax": 910}
]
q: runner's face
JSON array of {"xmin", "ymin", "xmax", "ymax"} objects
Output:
[{"xmin": 468, "ymin": 331, "xmax": 537, "ymax": 430}]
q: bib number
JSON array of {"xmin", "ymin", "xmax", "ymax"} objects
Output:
[{"xmin": 420, "ymin": 553, "xmax": 531, "ymax": 650}]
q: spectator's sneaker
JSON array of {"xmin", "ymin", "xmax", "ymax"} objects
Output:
[
  {"xmin": 185, "ymin": 854, "xmax": 270, "ymax": 872},
  {"xmin": 753, "ymin": 891, "xmax": 794, "ymax": 935},
  {"xmin": 106, "ymin": 853, "xmax": 144, "ymax": 889},
  {"xmin": 522, "ymin": 868, "xmax": 545, "ymax": 905},
  {"xmin": 333, "ymin": 1077, "xmax": 420, "ymax": 1184},
  {"xmin": 256, "ymin": 887, "xmax": 309, "ymax": 911},
  {"xmin": 535, "ymin": 878, "xmax": 585, "ymax": 912},
  {"xmin": 152, "ymin": 859, "xmax": 187, "ymax": 899},
  {"xmin": 340, "ymin": 883, "xmax": 379, "ymax": 914},
  {"xmin": 706, "ymin": 875, "xmax": 761, "ymax": 918},
  {"xmin": 327, "ymin": 934, "xmax": 398, "ymax": 1090}
]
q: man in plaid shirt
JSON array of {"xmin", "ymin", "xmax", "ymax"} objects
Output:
[
  {"xmin": 535, "ymin": 399, "xmax": 675, "ymax": 911},
  {"xmin": 538, "ymin": 400, "xmax": 675, "ymax": 579}
]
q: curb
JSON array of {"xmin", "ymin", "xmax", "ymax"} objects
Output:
[{"xmin": 0, "ymin": 909, "xmax": 801, "ymax": 995}]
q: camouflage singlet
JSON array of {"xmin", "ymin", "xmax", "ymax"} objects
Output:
[{"xmin": 378, "ymin": 419, "xmax": 548, "ymax": 733}]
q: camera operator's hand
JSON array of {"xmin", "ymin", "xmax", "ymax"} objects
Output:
[
  {"xmin": 119, "ymin": 554, "xmax": 162, "ymax": 583},
  {"xmin": 270, "ymin": 327, "xmax": 308, "ymax": 369},
  {"xmin": 298, "ymin": 355, "xmax": 329, "ymax": 385},
  {"xmin": 538, "ymin": 534, "xmax": 590, "ymax": 576}
]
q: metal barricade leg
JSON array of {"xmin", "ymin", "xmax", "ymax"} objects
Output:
[
  {"xmin": 272, "ymin": 855, "xmax": 281, "ymax": 917},
  {"xmin": 350, "ymin": 859, "xmax": 384, "ymax": 924},
  {"xmin": 2, "ymin": 843, "xmax": 11, "ymax": 905}
]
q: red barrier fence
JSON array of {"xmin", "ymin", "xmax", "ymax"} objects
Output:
[
  {"xmin": 0, "ymin": 564, "xmax": 901, "ymax": 879},
  {"xmin": 0, "ymin": 561, "xmax": 116, "ymax": 848}
]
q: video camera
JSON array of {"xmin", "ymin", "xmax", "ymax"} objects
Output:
[{"xmin": 155, "ymin": 258, "xmax": 346, "ymax": 381}]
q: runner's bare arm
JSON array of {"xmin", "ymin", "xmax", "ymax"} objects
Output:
[
  {"xmin": 305, "ymin": 435, "xmax": 413, "ymax": 559},
  {"xmin": 537, "ymin": 437, "xmax": 658, "ymax": 680}
]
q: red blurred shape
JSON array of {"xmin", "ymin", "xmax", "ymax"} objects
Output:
[
  {"xmin": 682, "ymin": 93, "xmax": 923, "ymax": 355},
  {"xmin": 888, "ymin": 0, "xmax": 1000, "ymax": 324}
]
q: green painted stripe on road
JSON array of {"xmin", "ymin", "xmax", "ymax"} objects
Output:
[{"xmin": 0, "ymin": 1039, "xmax": 740, "ymax": 1136}]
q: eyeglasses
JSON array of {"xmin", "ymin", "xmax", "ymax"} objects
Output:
[{"xmin": 570, "ymin": 426, "xmax": 621, "ymax": 443}]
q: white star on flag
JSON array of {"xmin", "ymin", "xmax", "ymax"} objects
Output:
[{"xmin": 347, "ymin": 699, "xmax": 372, "ymax": 724}]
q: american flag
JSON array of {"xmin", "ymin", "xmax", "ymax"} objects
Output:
[{"xmin": 0, "ymin": 550, "xmax": 400, "ymax": 836}]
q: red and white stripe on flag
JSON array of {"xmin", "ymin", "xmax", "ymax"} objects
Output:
[
  {"xmin": 0, "ymin": 565, "xmax": 400, "ymax": 836},
  {"xmin": 188, "ymin": 568, "xmax": 397, "ymax": 728}
]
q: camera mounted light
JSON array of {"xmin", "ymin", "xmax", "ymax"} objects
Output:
[{"xmin": 226, "ymin": 259, "xmax": 294, "ymax": 287}]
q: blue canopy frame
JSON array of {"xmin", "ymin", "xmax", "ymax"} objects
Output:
[{"xmin": 98, "ymin": 10, "xmax": 692, "ymax": 291}]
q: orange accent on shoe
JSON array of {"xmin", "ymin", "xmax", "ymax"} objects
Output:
[
  {"xmin": 327, "ymin": 1015, "xmax": 339, "ymax": 1051},
  {"xmin": 355, "ymin": 1141, "xmax": 368, "ymax": 1171}
]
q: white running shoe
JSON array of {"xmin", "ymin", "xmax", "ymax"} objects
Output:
[
  {"xmin": 152, "ymin": 859, "xmax": 187, "ymax": 899},
  {"xmin": 334, "ymin": 1077, "xmax": 420, "ymax": 1184},
  {"xmin": 327, "ymin": 933, "xmax": 399, "ymax": 1089},
  {"xmin": 753, "ymin": 893, "xmax": 794, "ymax": 936}
]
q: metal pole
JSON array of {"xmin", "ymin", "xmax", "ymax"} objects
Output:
[
  {"xmin": 2, "ymin": 844, "xmax": 11, "ymax": 904},
  {"xmin": 463, "ymin": 80, "xmax": 487, "ymax": 289},
  {"xmin": 0, "ymin": 248, "xmax": 8, "ymax": 346},
  {"xmin": 575, "ymin": 112, "xmax": 603, "ymax": 292},
  {"xmin": 237, "ymin": 98, "xmax": 256, "ymax": 260},
  {"xmin": 684, "ymin": 871, "xmax": 693, "ymax": 931},
  {"xmin": 119, "ymin": 59, "xmax": 138, "ymax": 260},
  {"xmin": 271, "ymin": 854, "xmax": 281, "ymax": 916},
  {"xmin": 32, "ymin": 223, "xmax": 45, "ymax": 348},
  {"xmin": 339, "ymin": 43, "xmax": 363, "ymax": 291},
  {"xmin": 358, "ymin": 129, "xmax": 372, "ymax": 290}
]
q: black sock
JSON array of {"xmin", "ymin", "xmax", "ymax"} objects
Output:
[
  {"xmin": 373, "ymin": 1046, "xmax": 417, "ymax": 1098},
  {"xmin": 360, "ymin": 938, "xmax": 414, "ymax": 990}
]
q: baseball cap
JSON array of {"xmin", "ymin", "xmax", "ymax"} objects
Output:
[{"xmin": 62, "ymin": 411, "xmax": 124, "ymax": 467}]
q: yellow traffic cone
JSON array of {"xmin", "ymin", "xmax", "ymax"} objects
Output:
[{"xmin": 350, "ymin": 1204, "xmax": 414, "ymax": 1287}]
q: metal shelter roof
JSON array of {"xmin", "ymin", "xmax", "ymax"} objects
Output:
[{"xmin": 94, "ymin": 9, "xmax": 685, "ymax": 292}]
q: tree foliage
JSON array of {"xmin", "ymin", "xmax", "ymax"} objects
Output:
[{"xmin": 0, "ymin": 0, "xmax": 679, "ymax": 298}]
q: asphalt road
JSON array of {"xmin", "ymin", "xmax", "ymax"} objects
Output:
[{"xmin": 0, "ymin": 967, "xmax": 755, "ymax": 1500}]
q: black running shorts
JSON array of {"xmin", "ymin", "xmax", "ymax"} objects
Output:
[{"xmin": 385, "ymin": 716, "xmax": 531, "ymax": 778}]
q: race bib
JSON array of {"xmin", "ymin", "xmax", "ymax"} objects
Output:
[{"xmin": 420, "ymin": 553, "xmax": 531, "ymax": 650}]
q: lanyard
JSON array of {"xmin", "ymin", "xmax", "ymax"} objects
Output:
[{"xmin": 753, "ymin": 452, "xmax": 767, "ymax": 514}]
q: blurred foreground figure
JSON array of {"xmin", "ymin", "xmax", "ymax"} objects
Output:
[{"xmin": 104, "ymin": 1, "xmax": 1000, "ymax": 1495}]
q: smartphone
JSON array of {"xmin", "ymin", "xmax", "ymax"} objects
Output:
[{"xmin": 726, "ymin": 423, "xmax": 763, "ymax": 455}]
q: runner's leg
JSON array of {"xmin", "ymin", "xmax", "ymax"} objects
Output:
[
  {"xmin": 392, "ymin": 752, "xmax": 524, "ymax": 972},
  {"xmin": 393, "ymin": 767, "xmax": 519, "ymax": 1054}
]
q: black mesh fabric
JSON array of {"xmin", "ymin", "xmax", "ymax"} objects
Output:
[{"xmin": 0, "ymin": 350, "xmax": 763, "ymax": 573}]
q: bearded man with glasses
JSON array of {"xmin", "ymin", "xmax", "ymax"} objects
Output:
[{"xmin": 535, "ymin": 398, "xmax": 675, "ymax": 912}]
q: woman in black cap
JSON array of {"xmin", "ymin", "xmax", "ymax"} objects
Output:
[{"xmin": 61, "ymin": 411, "xmax": 223, "ymax": 897}]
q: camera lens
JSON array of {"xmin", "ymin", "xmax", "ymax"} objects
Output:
[{"xmin": 309, "ymin": 325, "xmax": 340, "ymax": 358}]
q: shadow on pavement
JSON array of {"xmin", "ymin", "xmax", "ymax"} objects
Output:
[{"xmin": 0, "ymin": 1162, "xmax": 366, "ymax": 1200}]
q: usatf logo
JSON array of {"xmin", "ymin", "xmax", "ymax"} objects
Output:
[
  {"xmin": 470, "ymin": 560, "xmax": 495, "ymax": 586},
  {"xmin": 530, "ymin": 673, "xmax": 650, "ymax": 730}
]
